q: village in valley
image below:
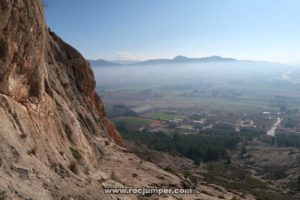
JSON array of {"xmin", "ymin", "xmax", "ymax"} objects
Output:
[{"xmin": 108, "ymin": 103, "xmax": 300, "ymax": 137}]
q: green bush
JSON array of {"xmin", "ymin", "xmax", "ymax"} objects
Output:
[
  {"xmin": 0, "ymin": 191, "xmax": 6, "ymax": 200},
  {"xmin": 69, "ymin": 147, "xmax": 82, "ymax": 161},
  {"xmin": 69, "ymin": 161, "xmax": 78, "ymax": 174}
]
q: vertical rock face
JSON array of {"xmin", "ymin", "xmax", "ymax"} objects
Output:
[
  {"xmin": 0, "ymin": 0, "xmax": 123, "ymax": 150},
  {"xmin": 0, "ymin": 0, "xmax": 140, "ymax": 199},
  {"xmin": 0, "ymin": 0, "xmax": 46, "ymax": 102},
  {"xmin": 0, "ymin": 0, "xmax": 125, "ymax": 186}
]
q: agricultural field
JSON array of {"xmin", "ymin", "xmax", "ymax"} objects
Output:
[
  {"xmin": 146, "ymin": 112, "xmax": 178, "ymax": 121},
  {"xmin": 113, "ymin": 117, "xmax": 153, "ymax": 129}
]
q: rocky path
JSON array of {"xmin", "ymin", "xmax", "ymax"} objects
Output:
[{"xmin": 266, "ymin": 117, "xmax": 282, "ymax": 136}]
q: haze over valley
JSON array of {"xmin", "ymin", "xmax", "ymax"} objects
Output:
[
  {"xmin": 91, "ymin": 57, "xmax": 300, "ymax": 199},
  {"xmin": 93, "ymin": 57, "xmax": 299, "ymax": 112}
]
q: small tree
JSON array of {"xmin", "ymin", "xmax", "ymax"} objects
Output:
[
  {"xmin": 239, "ymin": 146, "xmax": 247, "ymax": 159},
  {"xmin": 297, "ymin": 175, "xmax": 300, "ymax": 190},
  {"xmin": 0, "ymin": 191, "xmax": 6, "ymax": 200}
]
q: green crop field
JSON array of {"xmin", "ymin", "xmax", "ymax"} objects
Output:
[
  {"xmin": 113, "ymin": 117, "xmax": 153, "ymax": 129},
  {"xmin": 147, "ymin": 112, "xmax": 178, "ymax": 121}
]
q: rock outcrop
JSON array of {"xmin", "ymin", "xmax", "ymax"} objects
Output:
[
  {"xmin": 0, "ymin": 1, "xmax": 252, "ymax": 200},
  {"xmin": 0, "ymin": 0, "xmax": 123, "ymax": 168}
]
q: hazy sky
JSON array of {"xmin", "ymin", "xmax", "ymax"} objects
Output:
[{"xmin": 44, "ymin": 0, "xmax": 300, "ymax": 63}]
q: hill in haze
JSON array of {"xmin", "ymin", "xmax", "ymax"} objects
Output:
[
  {"xmin": 88, "ymin": 55, "xmax": 237, "ymax": 67},
  {"xmin": 88, "ymin": 58, "xmax": 121, "ymax": 66},
  {"xmin": 139, "ymin": 55, "xmax": 237, "ymax": 65}
]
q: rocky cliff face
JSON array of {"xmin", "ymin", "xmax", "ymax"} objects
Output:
[
  {"xmin": 0, "ymin": 1, "xmax": 252, "ymax": 200},
  {"xmin": 0, "ymin": 0, "xmax": 125, "ymax": 167}
]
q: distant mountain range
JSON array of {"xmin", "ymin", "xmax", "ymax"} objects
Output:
[
  {"xmin": 88, "ymin": 55, "xmax": 237, "ymax": 67},
  {"xmin": 88, "ymin": 59, "xmax": 121, "ymax": 66},
  {"xmin": 138, "ymin": 55, "xmax": 237, "ymax": 65}
]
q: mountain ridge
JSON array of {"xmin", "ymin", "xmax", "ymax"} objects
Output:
[
  {"xmin": 88, "ymin": 55, "xmax": 238, "ymax": 67},
  {"xmin": 88, "ymin": 58, "xmax": 122, "ymax": 66}
]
